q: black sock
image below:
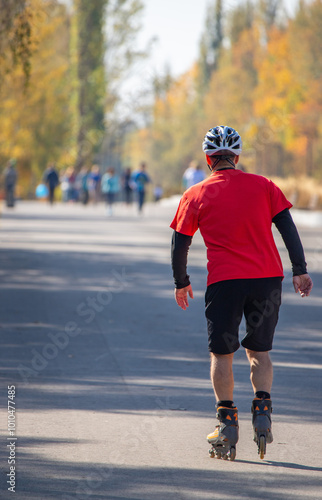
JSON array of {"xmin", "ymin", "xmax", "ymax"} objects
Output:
[
  {"xmin": 255, "ymin": 391, "xmax": 271, "ymax": 400},
  {"xmin": 217, "ymin": 400, "xmax": 235, "ymax": 408}
]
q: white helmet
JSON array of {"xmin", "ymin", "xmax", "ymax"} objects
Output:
[{"xmin": 202, "ymin": 126, "xmax": 242, "ymax": 156}]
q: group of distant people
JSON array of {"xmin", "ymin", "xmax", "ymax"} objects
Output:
[
  {"xmin": 2, "ymin": 157, "xmax": 213, "ymax": 210},
  {"xmin": 42, "ymin": 161, "xmax": 154, "ymax": 215}
]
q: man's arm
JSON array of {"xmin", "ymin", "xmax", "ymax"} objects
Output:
[
  {"xmin": 171, "ymin": 230, "xmax": 194, "ymax": 309},
  {"xmin": 273, "ymin": 208, "xmax": 313, "ymax": 296}
]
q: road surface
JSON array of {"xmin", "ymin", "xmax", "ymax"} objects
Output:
[{"xmin": 0, "ymin": 200, "xmax": 321, "ymax": 499}]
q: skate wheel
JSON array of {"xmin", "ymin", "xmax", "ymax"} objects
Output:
[
  {"xmin": 229, "ymin": 447, "xmax": 236, "ymax": 461},
  {"xmin": 215, "ymin": 450, "xmax": 221, "ymax": 459},
  {"xmin": 222, "ymin": 453, "xmax": 228, "ymax": 460},
  {"xmin": 209, "ymin": 449, "xmax": 215, "ymax": 458},
  {"xmin": 259, "ymin": 435, "xmax": 266, "ymax": 459}
]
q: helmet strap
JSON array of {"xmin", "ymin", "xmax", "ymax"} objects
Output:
[{"xmin": 208, "ymin": 156, "xmax": 236, "ymax": 171}]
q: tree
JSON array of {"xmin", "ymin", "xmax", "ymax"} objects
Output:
[
  {"xmin": 247, "ymin": 0, "xmax": 322, "ymax": 177},
  {"xmin": 0, "ymin": 0, "xmax": 149, "ymax": 196},
  {"xmin": 0, "ymin": 1, "xmax": 72, "ymax": 194},
  {"xmin": 0, "ymin": 0, "xmax": 62, "ymax": 87},
  {"xmin": 122, "ymin": 0, "xmax": 322, "ymax": 188},
  {"xmin": 287, "ymin": 0, "xmax": 322, "ymax": 175},
  {"xmin": 229, "ymin": 0, "xmax": 254, "ymax": 45},
  {"xmin": 73, "ymin": 0, "xmax": 107, "ymax": 170},
  {"xmin": 198, "ymin": 0, "xmax": 224, "ymax": 90},
  {"xmin": 259, "ymin": 0, "xmax": 280, "ymax": 34},
  {"xmin": 250, "ymin": 27, "xmax": 293, "ymax": 174},
  {"xmin": 102, "ymin": 0, "xmax": 147, "ymax": 169},
  {"xmin": 125, "ymin": 66, "xmax": 204, "ymax": 192},
  {"xmin": 0, "ymin": 0, "xmax": 40, "ymax": 85},
  {"xmin": 72, "ymin": 0, "xmax": 146, "ymax": 170},
  {"xmin": 203, "ymin": 1, "xmax": 261, "ymax": 167},
  {"xmin": 105, "ymin": 0, "xmax": 145, "ymax": 106}
]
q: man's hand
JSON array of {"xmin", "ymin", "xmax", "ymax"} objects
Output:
[
  {"xmin": 174, "ymin": 285, "xmax": 194, "ymax": 310},
  {"xmin": 293, "ymin": 274, "xmax": 313, "ymax": 297}
]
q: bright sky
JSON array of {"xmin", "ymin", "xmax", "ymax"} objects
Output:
[{"xmin": 138, "ymin": 0, "xmax": 301, "ymax": 77}]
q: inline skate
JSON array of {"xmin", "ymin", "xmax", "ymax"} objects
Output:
[
  {"xmin": 207, "ymin": 406, "xmax": 238, "ymax": 461},
  {"xmin": 251, "ymin": 398, "xmax": 273, "ymax": 459}
]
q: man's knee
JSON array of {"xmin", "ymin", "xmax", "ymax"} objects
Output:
[{"xmin": 246, "ymin": 349, "xmax": 271, "ymax": 366}]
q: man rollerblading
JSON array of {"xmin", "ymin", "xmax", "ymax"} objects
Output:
[{"xmin": 170, "ymin": 125, "xmax": 313, "ymax": 461}]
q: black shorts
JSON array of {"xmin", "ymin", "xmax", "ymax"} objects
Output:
[{"xmin": 205, "ymin": 277, "xmax": 282, "ymax": 355}]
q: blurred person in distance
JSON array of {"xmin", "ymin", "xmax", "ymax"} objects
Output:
[
  {"xmin": 182, "ymin": 160, "xmax": 206, "ymax": 190},
  {"xmin": 3, "ymin": 159, "xmax": 17, "ymax": 207},
  {"xmin": 132, "ymin": 162, "xmax": 151, "ymax": 213},
  {"xmin": 101, "ymin": 167, "xmax": 120, "ymax": 216},
  {"xmin": 59, "ymin": 168, "xmax": 69, "ymax": 203},
  {"xmin": 43, "ymin": 163, "xmax": 59, "ymax": 204},
  {"xmin": 78, "ymin": 166, "xmax": 90, "ymax": 205},
  {"xmin": 122, "ymin": 167, "xmax": 134, "ymax": 205},
  {"xmin": 88, "ymin": 164, "xmax": 101, "ymax": 204},
  {"xmin": 66, "ymin": 166, "xmax": 78, "ymax": 202},
  {"xmin": 154, "ymin": 184, "xmax": 163, "ymax": 202}
]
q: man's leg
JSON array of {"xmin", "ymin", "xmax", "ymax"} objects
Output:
[
  {"xmin": 246, "ymin": 349, "xmax": 274, "ymax": 457},
  {"xmin": 206, "ymin": 281, "xmax": 242, "ymax": 459},
  {"xmin": 208, "ymin": 352, "xmax": 238, "ymax": 460},
  {"xmin": 245, "ymin": 349, "xmax": 273, "ymax": 394},
  {"xmin": 210, "ymin": 352, "xmax": 234, "ymax": 402}
]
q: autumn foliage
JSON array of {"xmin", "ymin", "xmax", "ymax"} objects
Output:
[
  {"xmin": 126, "ymin": 0, "xmax": 322, "ymax": 196},
  {"xmin": 0, "ymin": 0, "xmax": 321, "ymax": 201}
]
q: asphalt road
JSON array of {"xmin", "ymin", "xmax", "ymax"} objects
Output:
[{"xmin": 0, "ymin": 200, "xmax": 321, "ymax": 500}]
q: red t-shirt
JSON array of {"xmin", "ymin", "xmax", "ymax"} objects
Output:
[{"xmin": 170, "ymin": 170, "xmax": 292, "ymax": 286}]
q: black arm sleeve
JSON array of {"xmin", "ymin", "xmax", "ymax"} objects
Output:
[
  {"xmin": 171, "ymin": 231, "xmax": 192, "ymax": 289},
  {"xmin": 272, "ymin": 208, "xmax": 307, "ymax": 276}
]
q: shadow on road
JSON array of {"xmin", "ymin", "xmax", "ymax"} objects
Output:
[
  {"xmin": 0, "ymin": 212, "xmax": 321, "ymax": 498},
  {"xmin": 1, "ymin": 442, "xmax": 322, "ymax": 500}
]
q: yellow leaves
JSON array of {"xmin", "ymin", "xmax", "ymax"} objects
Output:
[
  {"xmin": 128, "ymin": 2, "xmax": 322, "ymax": 186},
  {"xmin": 290, "ymin": 135, "xmax": 308, "ymax": 156},
  {"xmin": 0, "ymin": 0, "xmax": 72, "ymax": 191},
  {"xmin": 153, "ymin": 68, "xmax": 197, "ymax": 124},
  {"xmin": 253, "ymin": 23, "xmax": 314, "ymax": 161},
  {"xmin": 125, "ymin": 65, "xmax": 205, "ymax": 187},
  {"xmin": 232, "ymin": 24, "xmax": 259, "ymax": 73},
  {"xmin": 252, "ymin": 1, "xmax": 322, "ymax": 168},
  {"xmin": 255, "ymin": 28, "xmax": 292, "ymax": 112},
  {"xmin": 125, "ymin": 128, "xmax": 151, "ymax": 167}
]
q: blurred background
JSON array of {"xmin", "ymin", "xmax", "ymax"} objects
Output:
[{"xmin": 0, "ymin": 0, "xmax": 321, "ymax": 207}]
